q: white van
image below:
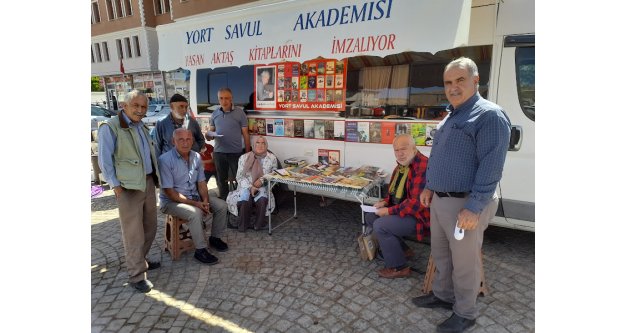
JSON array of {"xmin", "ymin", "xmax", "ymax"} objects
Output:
[{"xmin": 158, "ymin": 0, "xmax": 535, "ymax": 232}]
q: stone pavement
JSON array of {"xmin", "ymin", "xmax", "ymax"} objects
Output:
[{"xmin": 91, "ymin": 184, "xmax": 535, "ymax": 333}]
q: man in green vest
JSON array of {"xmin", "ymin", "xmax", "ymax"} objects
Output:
[{"xmin": 98, "ymin": 90, "xmax": 161, "ymax": 293}]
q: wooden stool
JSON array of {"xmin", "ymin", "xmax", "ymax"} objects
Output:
[
  {"xmin": 164, "ymin": 215, "xmax": 196, "ymax": 261},
  {"xmin": 422, "ymin": 250, "xmax": 488, "ymax": 296}
]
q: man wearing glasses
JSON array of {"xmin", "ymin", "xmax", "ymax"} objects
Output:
[
  {"xmin": 152, "ymin": 93, "xmax": 205, "ymax": 157},
  {"xmin": 98, "ymin": 90, "xmax": 161, "ymax": 293}
]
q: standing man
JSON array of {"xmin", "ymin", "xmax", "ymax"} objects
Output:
[
  {"xmin": 153, "ymin": 93, "xmax": 205, "ymax": 157},
  {"xmin": 412, "ymin": 57, "xmax": 511, "ymax": 333},
  {"xmin": 159, "ymin": 128, "xmax": 229, "ymax": 265},
  {"xmin": 98, "ymin": 90, "xmax": 161, "ymax": 293},
  {"xmin": 365, "ymin": 134, "xmax": 429, "ymax": 279},
  {"xmin": 206, "ymin": 87, "xmax": 250, "ymax": 199}
]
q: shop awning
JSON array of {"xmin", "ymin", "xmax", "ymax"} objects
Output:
[{"xmin": 156, "ymin": 0, "xmax": 471, "ymax": 71}]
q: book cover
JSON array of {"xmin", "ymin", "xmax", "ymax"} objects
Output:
[
  {"xmin": 334, "ymin": 89, "xmax": 343, "ymax": 103},
  {"xmin": 299, "ymin": 90, "xmax": 307, "ymax": 102},
  {"xmin": 304, "ymin": 119, "xmax": 315, "ymax": 138},
  {"xmin": 291, "ymin": 90, "xmax": 299, "ymax": 102},
  {"xmin": 369, "ymin": 122, "xmax": 382, "ymax": 143},
  {"xmin": 326, "ymin": 61, "xmax": 335, "ymax": 74},
  {"xmin": 314, "ymin": 120, "xmax": 325, "ymax": 139},
  {"xmin": 346, "ymin": 121, "xmax": 359, "ymax": 142},
  {"xmin": 300, "ymin": 63, "xmax": 308, "ymax": 75},
  {"xmin": 358, "ymin": 122, "xmax": 370, "ymax": 142},
  {"xmin": 256, "ymin": 118, "xmax": 266, "ymax": 135},
  {"xmin": 277, "ymin": 90, "xmax": 284, "ymax": 102},
  {"xmin": 278, "ymin": 76, "xmax": 285, "ymax": 89},
  {"xmin": 317, "ymin": 61, "xmax": 325, "ymax": 75},
  {"xmin": 277, "ymin": 64, "xmax": 284, "ymax": 76},
  {"xmin": 283, "ymin": 63, "xmax": 291, "ymax": 77},
  {"xmin": 326, "ymin": 90, "xmax": 333, "ymax": 102},
  {"xmin": 411, "ymin": 123, "xmax": 426, "ymax": 145},
  {"xmin": 284, "ymin": 119, "xmax": 294, "ymax": 137},
  {"xmin": 308, "ymin": 76, "xmax": 316, "ymax": 89},
  {"xmin": 328, "ymin": 150, "xmax": 340, "ymax": 165},
  {"xmin": 292, "ymin": 77, "xmax": 299, "ymax": 89},
  {"xmin": 318, "ymin": 149, "xmax": 329, "ymax": 164},
  {"xmin": 335, "ymin": 75, "xmax": 344, "ymax": 88},
  {"xmin": 299, "ymin": 76, "xmax": 308, "ymax": 89},
  {"xmin": 247, "ymin": 118, "xmax": 258, "ymax": 135},
  {"xmin": 307, "ymin": 89, "xmax": 316, "ymax": 102},
  {"xmin": 381, "ymin": 122, "xmax": 396, "ymax": 144},
  {"xmin": 274, "ymin": 118, "xmax": 284, "ymax": 136},
  {"xmin": 324, "ymin": 120, "xmax": 334, "ymax": 139},
  {"xmin": 308, "ymin": 62, "xmax": 317, "ymax": 75},
  {"xmin": 316, "ymin": 76, "xmax": 325, "ymax": 88},
  {"xmin": 266, "ymin": 118, "xmax": 275, "ymax": 135},
  {"xmin": 316, "ymin": 89, "xmax": 325, "ymax": 102},
  {"xmin": 425, "ymin": 123, "xmax": 437, "ymax": 146},
  {"xmin": 336, "ymin": 61, "xmax": 344, "ymax": 74},
  {"xmin": 395, "ymin": 123, "xmax": 410, "ymax": 135},
  {"xmin": 294, "ymin": 119, "xmax": 305, "ymax": 137},
  {"xmin": 291, "ymin": 63, "xmax": 299, "ymax": 77},
  {"xmin": 334, "ymin": 120, "xmax": 345, "ymax": 140},
  {"xmin": 326, "ymin": 75, "xmax": 334, "ymax": 88}
]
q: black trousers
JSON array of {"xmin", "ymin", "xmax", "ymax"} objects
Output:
[
  {"xmin": 213, "ymin": 151, "xmax": 243, "ymax": 199},
  {"xmin": 237, "ymin": 196, "xmax": 268, "ymax": 231}
]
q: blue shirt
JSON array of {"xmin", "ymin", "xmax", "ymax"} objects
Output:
[
  {"xmin": 158, "ymin": 148, "xmax": 205, "ymax": 207},
  {"xmin": 153, "ymin": 113, "xmax": 205, "ymax": 157},
  {"xmin": 98, "ymin": 111, "xmax": 153, "ymax": 188},
  {"xmin": 425, "ymin": 93, "xmax": 511, "ymax": 213},
  {"xmin": 209, "ymin": 106, "xmax": 248, "ymax": 153}
]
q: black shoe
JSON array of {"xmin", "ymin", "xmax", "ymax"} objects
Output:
[
  {"xmin": 412, "ymin": 293, "xmax": 454, "ymax": 310},
  {"xmin": 147, "ymin": 261, "xmax": 161, "ymax": 270},
  {"xmin": 209, "ymin": 236, "xmax": 229, "ymax": 252},
  {"xmin": 436, "ymin": 313, "xmax": 476, "ymax": 333},
  {"xmin": 130, "ymin": 279, "xmax": 153, "ymax": 293},
  {"xmin": 194, "ymin": 248, "xmax": 219, "ymax": 265}
]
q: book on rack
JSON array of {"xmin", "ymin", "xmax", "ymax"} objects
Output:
[
  {"xmin": 381, "ymin": 122, "xmax": 396, "ymax": 144},
  {"xmin": 256, "ymin": 118, "xmax": 266, "ymax": 135},
  {"xmin": 345, "ymin": 121, "xmax": 358, "ymax": 142},
  {"xmin": 314, "ymin": 120, "xmax": 325, "ymax": 139},
  {"xmin": 334, "ymin": 120, "xmax": 345, "ymax": 140},
  {"xmin": 318, "ymin": 149, "xmax": 329, "ymax": 165},
  {"xmin": 357, "ymin": 122, "xmax": 370, "ymax": 142},
  {"xmin": 425, "ymin": 123, "xmax": 437, "ymax": 146},
  {"xmin": 304, "ymin": 120, "xmax": 315, "ymax": 138},
  {"xmin": 411, "ymin": 123, "xmax": 426, "ymax": 146},
  {"xmin": 274, "ymin": 118, "xmax": 284, "ymax": 136},
  {"xmin": 284, "ymin": 119, "xmax": 294, "ymax": 137},
  {"xmin": 248, "ymin": 118, "xmax": 258, "ymax": 135},
  {"xmin": 369, "ymin": 122, "xmax": 381, "ymax": 143},
  {"xmin": 324, "ymin": 120, "xmax": 334, "ymax": 139},
  {"xmin": 294, "ymin": 119, "xmax": 305, "ymax": 137}
]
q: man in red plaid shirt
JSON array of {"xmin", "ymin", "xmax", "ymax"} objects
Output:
[{"xmin": 364, "ymin": 134, "xmax": 430, "ymax": 279}]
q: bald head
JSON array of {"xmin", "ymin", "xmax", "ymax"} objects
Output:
[{"xmin": 393, "ymin": 134, "xmax": 417, "ymax": 166}]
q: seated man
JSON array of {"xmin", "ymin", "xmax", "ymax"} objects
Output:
[
  {"xmin": 226, "ymin": 136, "xmax": 278, "ymax": 232},
  {"xmin": 365, "ymin": 134, "xmax": 430, "ymax": 279},
  {"xmin": 158, "ymin": 128, "xmax": 229, "ymax": 265}
]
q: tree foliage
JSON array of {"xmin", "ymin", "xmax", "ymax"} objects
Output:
[{"xmin": 91, "ymin": 76, "xmax": 104, "ymax": 91}]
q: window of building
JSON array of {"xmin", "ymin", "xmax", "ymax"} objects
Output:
[
  {"xmin": 91, "ymin": 46, "xmax": 95, "ymax": 63},
  {"xmin": 105, "ymin": 0, "xmax": 114, "ymax": 20},
  {"xmin": 114, "ymin": 0, "xmax": 123, "ymax": 18},
  {"xmin": 154, "ymin": 0, "xmax": 170, "ymax": 15},
  {"xmin": 123, "ymin": 0, "xmax": 133, "ymax": 16},
  {"xmin": 116, "ymin": 39, "xmax": 124, "ymax": 59},
  {"xmin": 94, "ymin": 43, "xmax": 103, "ymax": 63},
  {"xmin": 124, "ymin": 37, "xmax": 133, "ymax": 58},
  {"xmin": 91, "ymin": 0, "xmax": 101, "ymax": 24},
  {"xmin": 102, "ymin": 42, "xmax": 110, "ymax": 61},
  {"xmin": 133, "ymin": 36, "xmax": 141, "ymax": 57}
]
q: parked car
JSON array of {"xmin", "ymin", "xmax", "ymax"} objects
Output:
[
  {"xmin": 142, "ymin": 104, "xmax": 171, "ymax": 128},
  {"xmin": 91, "ymin": 105, "xmax": 115, "ymax": 131}
]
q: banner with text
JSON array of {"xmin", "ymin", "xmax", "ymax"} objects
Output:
[{"xmin": 156, "ymin": 0, "xmax": 470, "ymax": 70}]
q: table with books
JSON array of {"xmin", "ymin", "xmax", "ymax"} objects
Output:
[{"xmin": 264, "ymin": 159, "xmax": 385, "ymax": 235}]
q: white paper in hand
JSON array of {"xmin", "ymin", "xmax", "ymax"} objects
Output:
[
  {"xmin": 454, "ymin": 221, "xmax": 465, "ymax": 240},
  {"xmin": 206, "ymin": 131, "xmax": 224, "ymax": 137},
  {"xmin": 360, "ymin": 205, "xmax": 377, "ymax": 213}
]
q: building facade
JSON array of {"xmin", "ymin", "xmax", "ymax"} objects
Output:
[{"xmin": 91, "ymin": 0, "xmax": 254, "ymax": 106}]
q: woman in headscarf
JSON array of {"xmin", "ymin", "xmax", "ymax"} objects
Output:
[{"xmin": 226, "ymin": 136, "xmax": 278, "ymax": 231}]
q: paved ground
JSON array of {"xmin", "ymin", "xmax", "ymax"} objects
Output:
[{"xmin": 91, "ymin": 182, "xmax": 535, "ymax": 333}]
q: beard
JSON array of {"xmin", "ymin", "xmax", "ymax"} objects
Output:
[{"xmin": 172, "ymin": 111, "xmax": 185, "ymax": 120}]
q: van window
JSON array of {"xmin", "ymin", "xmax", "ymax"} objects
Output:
[
  {"xmin": 345, "ymin": 46, "xmax": 492, "ymax": 120},
  {"xmin": 196, "ymin": 66, "xmax": 254, "ymax": 114},
  {"xmin": 516, "ymin": 47, "xmax": 535, "ymax": 121}
]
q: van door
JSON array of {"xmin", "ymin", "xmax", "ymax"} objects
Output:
[{"xmin": 495, "ymin": 34, "xmax": 535, "ymax": 231}]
